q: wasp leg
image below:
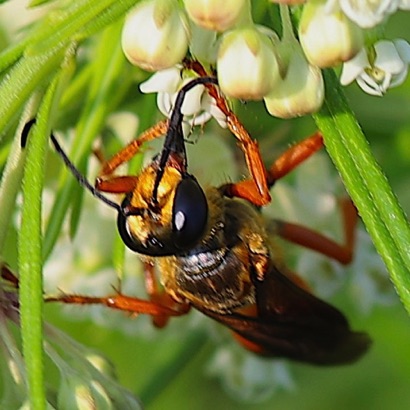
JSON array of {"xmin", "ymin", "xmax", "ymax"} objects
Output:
[
  {"xmin": 266, "ymin": 131, "xmax": 323, "ymax": 185},
  {"xmin": 185, "ymin": 59, "xmax": 271, "ymax": 205},
  {"xmin": 44, "ymin": 262, "xmax": 190, "ymax": 325},
  {"xmin": 95, "ymin": 119, "xmax": 169, "ymax": 194},
  {"xmin": 274, "ymin": 198, "xmax": 357, "ymax": 265},
  {"xmin": 219, "ymin": 132, "xmax": 324, "ymax": 206},
  {"xmin": 45, "ymin": 291, "xmax": 189, "ymax": 319},
  {"xmin": 143, "ymin": 261, "xmax": 190, "ymax": 328}
]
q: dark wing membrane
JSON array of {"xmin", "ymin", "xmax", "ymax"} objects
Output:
[{"xmin": 196, "ymin": 265, "xmax": 371, "ymax": 365}]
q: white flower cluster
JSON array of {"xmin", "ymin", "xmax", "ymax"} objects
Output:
[{"xmin": 121, "ymin": 0, "xmax": 410, "ymax": 122}]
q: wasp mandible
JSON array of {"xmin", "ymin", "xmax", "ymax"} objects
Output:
[{"xmin": 22, "ymin": 75, "xmax": 370, "ymax": 365}]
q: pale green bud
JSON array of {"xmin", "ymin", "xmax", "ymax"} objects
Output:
[
  {"xmin": 299, "ymin": 0, "xmax": 364, "ymax": 68},
  {"xmin": 122, "ymin": 0, "xmax": 190, "ymax": 71},
  {"xmin": 183, "ymin": 0, "xmax": 247, "ymax": 31},
  {"xmin": 217, "ymin": 27, "xmax": 279, "ymax": 100},
  {"xmin": 264, "ymin": 46, "xmax": 324, "ymax": 118}
]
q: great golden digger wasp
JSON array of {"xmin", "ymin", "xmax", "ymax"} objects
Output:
[{"xmin": 14, "ymin": 73, "xmax": 370, "ymax": 365}]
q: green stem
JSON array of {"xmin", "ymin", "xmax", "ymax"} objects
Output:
[
  {"xmin": 18, "ymin": 104, "xmax": 48, "ymax": 410},
  {"xmin": 279, "ymin": 5, "xmax": 294, "ymax": 42},
  {"xmin": 314, "ymin": 69, "xmax": 410, "ymax": 313},
  {"xmin": 18, "ymin": 63, "xmax": 69, "ymax": 408}
]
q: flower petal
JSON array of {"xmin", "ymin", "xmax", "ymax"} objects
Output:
[
  {"xmin": 139, "ymin": 67, "xmax": 181, "ymax": 93},
  {"xmin": 394, "ymin": 39, "xmax": 410, "ymax": 63},
  {"xmin": 374, "ymin": 41, "xmax": 405, "ymax": 74},
  {"xmin": 339, "ymin": 0, "xmax": 395, "ymax": 28},
  {"xmin": 356, "ymin": 74, "xmax": 384, "ymax": 96},
  {"xmin": 390, "ymin": 66, "xmax": 409, "ymax": 88},
  {"xmin": 340, "ymin": 48, "xmax": 368, "ymax": 85},
  {"xmin": 180, "ymin": 82, "xmax": 205, "ymax": 116}
]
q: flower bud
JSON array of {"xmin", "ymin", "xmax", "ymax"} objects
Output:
[
  {"xmin": 299, "ymin": 0, "xmax": 364, "ymax": 68},
  {"xmin": 183, "ymin": 0, "xmax": 247, "ymax": 31},
  {"xmin": 217, "ymin": 27, "xmax": 279, "ymax": 100},
  {"xmin": 264, "ymin": 47, "xmax": 324, "ymax": 118},
  {"xmin": 122, "ymin": 0, "xmax": 190, "ymax": 71}
]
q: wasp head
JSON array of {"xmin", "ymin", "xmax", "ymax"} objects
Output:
[{"xmin": 117, "ymin": 157, "xmax": 208, "ymax": 256}]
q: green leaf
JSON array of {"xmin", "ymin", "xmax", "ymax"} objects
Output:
[
  {"xmin": 43, "ymin": 20, "xmax": 131, "ymax": 258},
  {"xmin": 0, "ymin": 46, "xmax": 68, "ymax": 140},
  {"xmin": 18, "ymin": 46, "xmax": 74, "ymax": 409},
  {"xmin": 18, "ymin": 95, "xmax": 51, "ymax": 410},
  {"xmin": 314, "ymin": 69, "xmax": 410, "ymax": 313}
]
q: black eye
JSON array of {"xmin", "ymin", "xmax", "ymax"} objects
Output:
[
  {"xmin": 172, "ymin": 176, "xmax": 208, "ymax": 249},
  {"xmin": 117, "ymin": 194, "xmax": 141, "ymax": 252}
]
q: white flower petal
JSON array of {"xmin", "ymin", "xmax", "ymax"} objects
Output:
[
  {"xmin": 381, "ymin": 70, "xmax": 393, "ymax": 91},
  {"xmin": 390, "ymin": 66, "xmax": 409, "ymax": 87},
  {"xmin": 205, "ymin": 96, "xmax": 227, "ymax": 128},
  {"xmin": 190, "ymin": 111, "xmax": 212, "ymax": 126},
  {"xmin": 339, "ymin": 0, "xmax": 396, "ymax": 28},
  {"xmin": 139, "ymin": 67, "xmax": 181, "ymax": 93},
  {"xmin": 340, "ymin": 48, "xmax": 369, "ymax": 85},
  {"xmin": 394, "ymin": 39, "xmax": 410, "ymax": 63},
  {"xmin": 180, "ymin": 83, "xmax": 205, "ymax": 116},
  {"xmin": 374, "ymin": 41, "xmax": 405, "ymax": 74},
  {"xmin": 356, "ymin": 75, "xmax": 384, "ymax": 96},
  {"xmin": 156, "ymin": 91, "xmax": 173, "ymax": 117}
]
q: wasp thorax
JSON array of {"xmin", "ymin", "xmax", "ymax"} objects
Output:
[{"xmin": 117, "ymin": 164, "xmax": 209, "ymax": 256}]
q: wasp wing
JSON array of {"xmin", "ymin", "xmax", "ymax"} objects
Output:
[{"xmin": 195, "ymin": 265, "xmax": 370, "ymax": 365}]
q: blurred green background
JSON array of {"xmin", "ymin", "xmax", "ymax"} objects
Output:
[{"xmin": 1, "ymin": 2, "xmax": 410, "ymax": 409}]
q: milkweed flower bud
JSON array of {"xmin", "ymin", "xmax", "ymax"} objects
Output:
[
  {"xmin": 183, "ymin": 0, "xmax": 248, "ymax": 31},
  {"xmin": 264, "ymin": 45, "xmax": 324, "ymax": 118},
  {"xmin": 299, "ymin": 0, "xmax": 364, "ymax": 68},
  {"xmin": 217, "ymin": 27, "xmax": 280, "ymax": 100},
  {"xmin": 121, "ymin": 0, "xmax": 190, "ymax": 71}
]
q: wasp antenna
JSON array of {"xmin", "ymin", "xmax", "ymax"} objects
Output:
[
  {"xmin": 21, "ymin": 118, "xmax": 37, "ymax": 148},
  {"xmin": 50, "ymin": 134, "xmax": 122, "ymax": 213},
  {"xmin": 153, "ymin": 76, "xmax": 218, "ymax": 200},
  {"xmin": 167, "ymin": 76, "xmax": 218, "ymax": 133}
]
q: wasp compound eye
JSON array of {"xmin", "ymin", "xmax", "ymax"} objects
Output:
[
  {"xmin": 117, "ymin": 194, "xmax": 142, "ymax": 253},
  {"xmin": 172, "ymin": 176, "xmax": 208, "ymax": 249}
]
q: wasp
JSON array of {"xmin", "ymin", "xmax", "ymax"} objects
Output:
[{"xmin": 19, "ymin": 75, "xmax": 370, "ymax": 365}]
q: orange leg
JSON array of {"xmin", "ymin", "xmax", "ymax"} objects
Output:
[
  {"xmin": 44, "ymin": 262, "xmax": 190, "ymax": 325},
  {"xmin": 274, "ymin": 198, "xmax": 357, "ymax": 265},
  {"xmin": 94, "ymin": 119, "xmax": 169, "ymax": 194},
  {"xmin": 45, "ymin": 292, "xmax": 188, "ymax": 318},
  {"xmin": 1, "ymin": 264, "xmax": 189, "ymax": 325},
  {"xmin": 43, "ymin": 265, "xmax": 190, "ymax": 325},
  {"xmin": 219, "ymin": 132, "xmax": 324, "ymax": 206},
  {"xmin": 185, "ymin": 59, "xmax": 271, "ymax": 205}
]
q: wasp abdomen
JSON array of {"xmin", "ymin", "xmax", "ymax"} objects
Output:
[{"xmin": 169, "ymin": 247, "xmax": 254, "ymax": 313}]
